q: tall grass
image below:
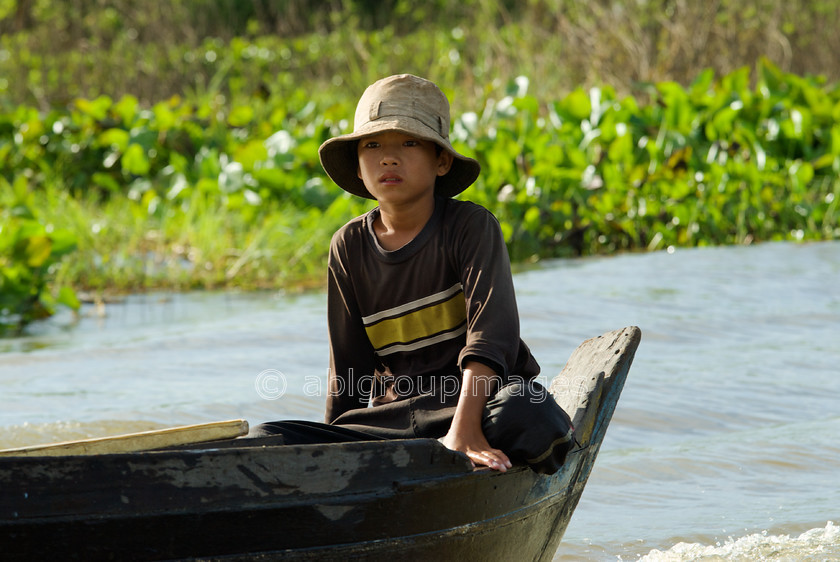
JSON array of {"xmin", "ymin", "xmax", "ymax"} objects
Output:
[
  {"xmin": 2, "ymin": 0, "xmax": 840, "ymax": 110},
  {"xmin": 28, "ymin": 184, "xmax": 370, "ymax": 296}
]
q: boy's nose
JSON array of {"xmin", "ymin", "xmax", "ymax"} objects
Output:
[
  {"xmin": 380, "ymin": 152, "xmax": 399, "ymax": 166},
  {"xmin": 379, "ymin": 142, "xmax": 401, "ymax": 165}
]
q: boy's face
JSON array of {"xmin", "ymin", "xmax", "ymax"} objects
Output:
[{"xmin": 356, "ymin": 131, "xmax": 453, "ymax": 207}]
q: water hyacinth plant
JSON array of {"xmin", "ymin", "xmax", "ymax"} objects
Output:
[
  {"xmin": 0, "ymin": 177, "xmax": 80, "ymax": 334},
  {"xmin": 463, "ymin": 60, "xmax": 839, "ymax": 260}
]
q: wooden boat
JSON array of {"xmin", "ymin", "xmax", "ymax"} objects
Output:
[{"xmin": 0, "ymin": 326, "xmax": 641, "ymax": 561}]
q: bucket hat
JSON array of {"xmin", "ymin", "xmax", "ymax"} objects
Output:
[{"xmin": 318, "ymin": 74, "xmax": 480, "ymax": 199}]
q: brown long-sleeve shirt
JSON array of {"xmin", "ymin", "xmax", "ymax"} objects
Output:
[{"xmin": 326, "ymin": 197, "xmax": 539, "ymax": 423}]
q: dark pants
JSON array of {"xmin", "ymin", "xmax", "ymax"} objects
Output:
[{"xmin": 248, "ymin": 380, "xmax": 574, "ymax": 474}]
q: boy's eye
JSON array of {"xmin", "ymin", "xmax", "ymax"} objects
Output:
[
  {"xmin": 363, "ymin": 141, "xmax": 380, "ymax": 149},
  {"xmin": 404, "ymin": 140, "xmax": 419, "ymax": 147}
]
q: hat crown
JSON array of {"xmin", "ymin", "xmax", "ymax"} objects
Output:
[{"xmin": 353, "ymin": 74, "xmax": 450, "ymax": 139}]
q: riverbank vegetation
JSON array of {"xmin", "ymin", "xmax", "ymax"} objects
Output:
[{"xmin": 2, "ymin": 1, "xmax": 839, "ymax": 333}]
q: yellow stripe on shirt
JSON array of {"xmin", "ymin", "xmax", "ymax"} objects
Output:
[
  {"xmin": 365, "ymin": 291, "xmax": 467, "ymax": 353},
  {"xmin": 361, "ymin": 283, "xmax": 463, "ymax": 324}
]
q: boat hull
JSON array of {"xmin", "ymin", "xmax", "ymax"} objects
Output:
[
  {"xmin": 3, "ymin": 440, "xmax": 588, "ymax": 560},
  {"xmin": 1, "ymin": 327, "xmax": 641, "ymax": 560}
]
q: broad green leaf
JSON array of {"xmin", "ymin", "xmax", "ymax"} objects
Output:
[
  {"xmin": 113, "ymin": 95, "xmax": 139, "ymax": 125},
  {"xmin": 92, "ymin": 172, "xmax": 122, "ymax": 193},
  {"xmin": 813, "ymin": 153, "xmax": 836, "ymax": 170},
  {"xmin": 24, "ymin": 235, "xmax": 52, "ymax": 267},
  {"xmin": 524, "ymin": 206, "xmax": 541, "ymax": 229},
  {"xmin": 234, "ymin": 139, "xmax": 268, "ymax": 171},
  {"xmin": 49, "ymin": 230, "xmax": 77, "ymax": 257},
  {"xmin": 710, "ymin": 107, "xmax": 738, "ymax": 138},
  {"xmin": 657, "ymin": 82, "xmax": 692, "ymax": 133},
  {"xmin": 56, "ymin": 286, "xmax": 81, "ymax": 310},
  {"xmin": 74, "ymin": 96, "xmax": 112, "ymax": 120},
  {"xmin": 228, "ymin": 105, "xmax": 255, "ymax": 127},
  {"xmin": 608, "ymin": 133, "xmax": 634, "ymax": 166},
  {"xmin": 98, "ymin": 128, "xmax": 130, "ymax": 150},
  {"xmin": 253, "ymin": 167, "xmax": 287, "ymax": 189},
  {"xmin": 758, "ymin": 58, "xmax": 786, "ymax": 98},
  {"xmin": 563, "ymin": 89, "xmax": 591, "ymax": 122},
  {"xmin": 153, "ymin": 102, "xmax": 176, "ymax": 130},
  {"xmin": 122, "ymin": 144, "xmax": 151, "ymax": 175},
  {"xmin": 499, "ymin": 221, "xmax": 514, "ymax": 243},
  {"xmin": 789, "ymin": 160, "xmax": 814, "ymax": 187},
  {"xmin": 831, "ymin": 125, "xmax": 840, "ymax": 156},
  {"xmin": 689, "ymin": 68, "xmax": 715, "ymax": 103}
]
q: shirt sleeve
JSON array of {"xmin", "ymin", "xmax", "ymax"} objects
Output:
[
  {"xmin": 452, "ymin": 204, "xmax": 524, "ymax": 381},
  {"xmin": 325, "ymin": 230, "xmax": 377, "ymax": 423}
]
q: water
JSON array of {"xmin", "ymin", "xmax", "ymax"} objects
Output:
[{"xmin": 2, "ymin": 240, "xmax": 838, "ymax": 560}]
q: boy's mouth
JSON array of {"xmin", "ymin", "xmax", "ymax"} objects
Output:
[{"xmin": 378, "ymin": 173, "xmax": 403, "ymax": 184}]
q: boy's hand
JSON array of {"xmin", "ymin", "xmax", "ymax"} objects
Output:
[{"xmin": 440, "ymin": 361, "xmax": 512, "ymax": 472}]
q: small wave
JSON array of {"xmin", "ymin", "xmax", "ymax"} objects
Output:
[{"xmin": 638, "ymin": 522, "xmax": 839, "ymax": 561}]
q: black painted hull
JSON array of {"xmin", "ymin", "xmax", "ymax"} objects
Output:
[{"xmin": 1, "ymin": 327, "xmax": 640, "ymax": 560}]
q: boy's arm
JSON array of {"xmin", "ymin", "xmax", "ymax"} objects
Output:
[
  {"xmin": 441, "ymin": 203, "xmax": 537, "ymax": 470},
  {"xmin": 440, "ymin": 360, "xmax": 512, "ymax": 472},
  {"xmin": 454, "ymin": 204, "xmax": 533, "ymax": 383},
  {"xmin": 325, "ymin": 237, "xmax": 375, "ymax": 423}
]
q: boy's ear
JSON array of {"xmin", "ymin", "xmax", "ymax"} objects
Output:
[{"xmin": 437, "ymin": 150, "xmax": 454, "ymax": 176}]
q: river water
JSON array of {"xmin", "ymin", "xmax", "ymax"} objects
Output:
[{"xmin": 1, "ymin": 240, "xmax": 838, "ymax": 560}]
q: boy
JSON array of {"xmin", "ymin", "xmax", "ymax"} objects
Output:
[{"xmin": 252, "ymin": 74, "xmax": 572, "ymax": 474}]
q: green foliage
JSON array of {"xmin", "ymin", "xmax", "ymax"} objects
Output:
[
  {"xmin": 1, "ymin": 58, "xmax": 838, "ymax": 333},
  {"xmin": 461, "ymin": 61, "xmax": 840, "ymax": 260},
  {"xmin": 1, "ymin": 0, "xmax": 838, "ymax": 336},
  {"xmin": 0, "ymin": 177, "xmax": 80, "ymax": 334}
]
